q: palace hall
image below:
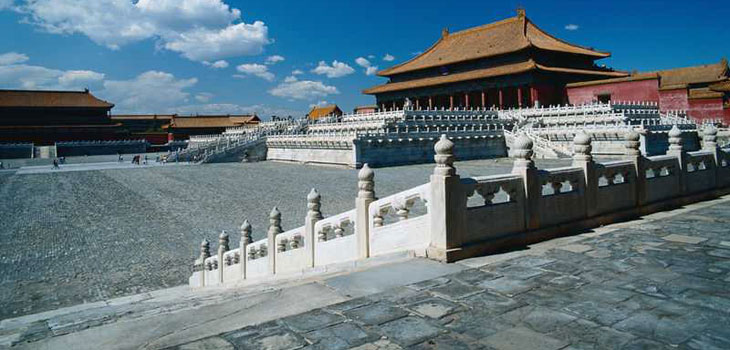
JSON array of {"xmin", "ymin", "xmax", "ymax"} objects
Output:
[{"xmin": 364, "ymin": 9, "xmax": 627, "ymax": 110}]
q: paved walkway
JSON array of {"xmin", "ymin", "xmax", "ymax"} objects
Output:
[
  {"xmin": 169, "ymin": 197, "xmax": 730, "ymax": 350},
  {"xmin": 13, "ymin": 161, "xmax": 188, "ymax": 175},
  {"xmin": 2, "ymin": 196, "xmax": 730, "ymax": 349}
]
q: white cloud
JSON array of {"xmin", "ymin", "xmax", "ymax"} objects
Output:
[
  {"xmin": 0, "ymin": 0, "xmax": 13, "ymax": 9},
  {"xmin": 101, "ymin": 71, "xmax": 197, "ymax": 113},
  {"xmin": 0, "ymin": 54, "xmax": 104, "ymax": 90},
  {"xmin": 203, "ymin": 60, "xmax": 229, "ymax": 69},
  {"xmin": 164, "ymin": 22, "xmax": 269, "ymax": 62},
  {"xmin": 367, "ymin": 54, "xmax": 375, "ymax": 59},
  {"xmin": 0, "ymin": 64, "xmax": 64, "ymax": 89},
  {"xmin": 269, "ymin": 79, "xmax": 338, "ymax": 100},
  {"xmin": 235, "ymin": 63, "xmax": 274, "ymax": 81},
  {"xmin": 565, "ymin": 24, "xmax": 579, "ymax": 31},
  {"xmin": 383, "ymin": 53, "xmax": 395, "ymax": 61},
  {"xmin": 0, "ymin": 52, "xmax": 29, "ymax": 65},
  {"xmin": 355, "ymin": 57, "xmax": 378, "ymax": 76},
  {"xmin": 16, "ymin": 0, "xmax": 270, "ymax": 62},
  {"xmin": 195, "ymin": 92, "xmax": 213, "ymax": 103},
  {"xmin": 58, "ymin": 70, "xmax": 105, "ymax": 87},
  {"xmin": 291, "ymin": 69, "xmax": 303, "ymax": 75},
  {"xmin": 309, "ymin": 100, "xmax": 329, "ymax": 108},
  {"xmin": 265, "ymin": 55, "xmax": 285, "ymax": 65},
  {"xmin": 311, "ymin": 60, "xmax": 354, "ymax": 78},
  {"xmin": 172, "ymin": 103, "xmax": 304, "ymax": 118},
  {"xmin": 355, "ymin": 57, "xmax": 370, "ymax": 68},
  {"xmin": 283, "ymin": 75, "xmax": 298, "ymax": 83}
]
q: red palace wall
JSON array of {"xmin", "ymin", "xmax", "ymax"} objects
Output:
[
  {"xmin": 658, "ymin": 88, "xmax": 689, "ymax": 112},
  {"xmin": 688, "ymin": 98, "xmax": 729, "ymax": 123},
  {"xmin": 567, "ymin": 79, "xmax": 660, "ymax": 105}
]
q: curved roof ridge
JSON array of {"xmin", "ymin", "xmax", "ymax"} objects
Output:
[
  {"xmin": 377, "ymin": 16, "xmax": 529, "ymax": 77},
  {"xmin": 448, "ymin": 16, "xmax": 521, "ymax": 38},
  {"xmin": 377, "ymin": 35, "xmax": 446, "ymax": 76},
  {"xmin": 525, "ymin": 19, "xmax": 610, "ymax": 57}
]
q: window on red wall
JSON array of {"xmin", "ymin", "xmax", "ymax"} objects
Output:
[{"xmin": 597, "ymin": 93, "xmax": 611, "ymax": 103}]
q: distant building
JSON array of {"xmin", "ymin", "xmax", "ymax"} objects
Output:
[
  {"xmin": 110, "ymin": 114, "xmax": 174, "ymax": 145},
  {"xmin": 307, "ymin": 105, "xmax": 343, "ymax": 120},
  {"xmin": 0, "ymin": 89, "xmax": 127, "ymax": 145},
  {"xmin": 165, "ymin": 115, "xmax": 260, "ymax": 140},
  {"xmin": 566, "ymin": 60, "xmax": 730, "ymax": 123},
  {"xmin": 364, "ymin": 9, "xmax": 625, "ymax": 110},
  {"xmin": 354, "ymin": 105, "xmax": 378, "ymax": 114}
]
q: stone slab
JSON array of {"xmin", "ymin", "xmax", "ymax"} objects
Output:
[
  {"xmin": 378, "ymin": 316, "xmax": 444, "ymax": 347},
  {"xmin": 661, "ymin": 234, "xmax": 708, "ymax": 244},
  {"xmin": 323, "ymin": 259, "xmax": 465, "ymax": 299},
  {"xmin": 481, "ymin": 326, "xmax": 569, "ymax": 350}
]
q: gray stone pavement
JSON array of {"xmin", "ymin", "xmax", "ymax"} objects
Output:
[
  {"xmin": 3, "ymin": 194, "xmax": 729, "ymax": 349},
  {"xmin": 166, "ymin": 197, "xmax": 730, "ymax": 350},
  {"xmin": 0, "ymin": 158, "xmax": 573, "ymax": 320}
]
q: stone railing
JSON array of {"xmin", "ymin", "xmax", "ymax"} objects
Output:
[
  {"xmin": 190, "ymin": 124, "xmax": 730, "ymax": 288},
  {"xmin": 0, "ymin": 143, "xmax": 34, "ymax": 159},
  {"xmin": 55, "ymin": 139, "xmax": 148, "ymax": 157}
]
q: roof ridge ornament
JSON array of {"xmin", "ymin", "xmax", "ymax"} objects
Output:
[
  {"xmin": 441, "ymin": 27, "xmax": 449, "ymax": 38},
  {"xmin": 516, "ymin": 7, "xmax": 526, "ymax": 18}
]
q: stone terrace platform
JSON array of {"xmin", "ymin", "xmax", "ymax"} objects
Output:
[{"xmin": 3, "ymin": 196, "xmax": 730, "ymax": 349}]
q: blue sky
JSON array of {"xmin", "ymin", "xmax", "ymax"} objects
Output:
[{"xmin": 0, "ymin": 0, "xmax": 727, "ymax": 118}]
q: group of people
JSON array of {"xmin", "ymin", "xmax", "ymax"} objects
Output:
[
  {"xmin": 46, "ymin": 153, "xmax": 169, "ymax": 170},
  {"xmin": 51, "ymin": 157, "xmax": 66, "ymax": 169}
]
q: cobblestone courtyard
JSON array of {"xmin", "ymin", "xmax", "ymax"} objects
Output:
[
  {"xmin": 0, "ymin": 158, "xmax": 571, "ymax": 320},
  {"xmin": 172, "ymin": 199, "xmax": 730, "ymax": 350}
]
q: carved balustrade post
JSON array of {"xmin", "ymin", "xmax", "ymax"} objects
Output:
[
  {"xmin": 667, "ymin": 125, "xmax": 687, "ymax": 194},
  {"xmin": 195, "ymin": 239, "xmax": 210, "ymax": 287},
  {"xmin": 511, "ymin": 134, "xmax": 541, "ymax": 230},
  {"xmin": 625, "ymin": 130, "xmax": 646, "ymax": 206},
  {"xmin": 217, "ymin": 230, "xmax": 229, "ymax": 283},
  {"xmin": 428, "ymin": 134, "xmax": 466, "ymax": 262},
  {"xmin": 572, "ymin": 132, "xmax": 596, "ymax": 217},
  {"xmin": 356, "ymin": 164, "xmax": 375, "ymax": 259},
  {"xmin": 702, "ymin": 125, "xmax": 721, "ymax": 186},
  {"xmin": 240, "ymin": 220, "xmax": 252, "ymax": 279},
  {"xmin": 306, "ymin": 188, "xmax": 323, "ymax": 267},
  {"xmin": 267, "ymin": 207, "xmax": 282, "ymax": 274}
]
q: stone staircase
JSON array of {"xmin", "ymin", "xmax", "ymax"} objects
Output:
[
  {"xmin": 175, "ymin": 119, "xmax": 308, "ymax": 164},
  {"xmin": 504, "ymin": 129, "xmax": 570, "ymax": 159}
]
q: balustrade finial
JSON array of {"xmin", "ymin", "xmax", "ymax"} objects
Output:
[
  {"xmin": 358, "ymin": 164, "xmax": 375, "ymax": 199},
  {"xmin": 624, "ymin": 130, "xmax": 641, "ymax": 156},
  {"xmin": 433, "ymin": 134, "xmax": 456, "ymax": 176},
  {"xmin": 703, "ymin": 124, "xmax": 718, "ymax": 150},
  {"xmin": 572, "ymin": 131, "xmax": 592, "ymax": 162},
  {"xmin": 668, "ymin": 125, "xmax": 683, "ymax": 152},
  {"xmin": 218, "ymin": 230, "xmax": 229, "ymax": 253},
  {"xmin": 240, "ymin": 220, "xmax": 252, "ymax": 245},
  {"xmin": 512, "ymin": 134, "xmax": 534, "ymax": 167},
  {"xmin": 307, "ymin": 188, "xmax": 323, "ymax": 220},
  {"xmin": 200, "ymin": 238, "xmax": 211, "ymax": 260},
  {"xmin": 268, "ymin": 207, "xmax": 283, "ymax": 236}
]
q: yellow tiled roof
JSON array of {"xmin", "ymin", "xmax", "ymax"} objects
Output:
[
  {"xmin": 378, "ymin": 14, "xmax": 609, "ymax": 77},
  {"xmin": 364, "ymin": 60, "xmax": 625, "ymax": 94}
]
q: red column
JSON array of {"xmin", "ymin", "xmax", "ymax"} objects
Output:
[
  {"xmin": 530, "ymin": 86, "xmax": 538, "ymax": 107},
  {"xmin": 498, "ymin": 89, "xmax": 504, "ymax": 109},
  {"xmin": 481, "ymin": 91, "xmax": 486, "ymax": 107},
  {"xmin": 415, "ymin": 98, "xmax": 420, "ymax": 109},
  {"xmin": 449, "ymin": 95, "xmax": 454, "ymax": 110},
  {"xmin": 428, "ymin": 96, "xmax": 433, "ymax": 109},
  {"xmin": 464, "ymin": 93, "xmax": 470, "ymax": 108},
  {"xmin": 517, "ymin": 87, "xmax": 523, "ymax": 108}
]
